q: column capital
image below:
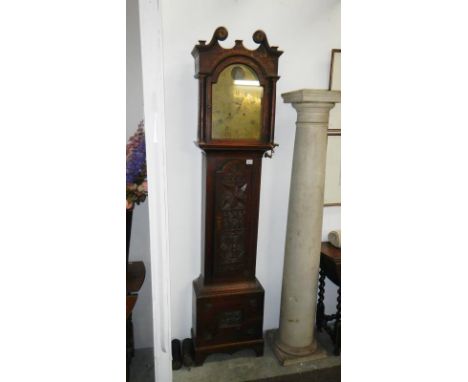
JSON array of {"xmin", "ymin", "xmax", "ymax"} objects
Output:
[
  {"xmin": 282, "ymin": 89, "xmax": 341, "ymax": 104},
  {"xmin": 282, "ymin": 89, "xmax": 340, "ymax": 124}
]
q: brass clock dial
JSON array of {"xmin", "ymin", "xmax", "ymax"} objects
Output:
[{"xmin": 211, "ymin": 64, "xmax": 263, "ymax": 140}]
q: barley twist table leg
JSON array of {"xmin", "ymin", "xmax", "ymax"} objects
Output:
[
  {"xmin": 316, "ymin": 268, "xmax": 326, "ymax": 331},
  {"xmin": 333, "ymin": 287, "xmax": 341, "ymax": 355}
]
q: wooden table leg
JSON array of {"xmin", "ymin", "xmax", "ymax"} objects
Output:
[
  {"xmin": 333, "ymin": 287, "xmax": 341, "ymax": 355},
  {"xmin": 316, "ymin": 268, "xmax": 326, "ymax": 331}
]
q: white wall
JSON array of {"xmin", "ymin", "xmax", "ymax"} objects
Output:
[
  {"xmin": 160, "ymin": 0, "xmax": 341, "ymax": 340},
  {"xmin": 126, "ymin": 0, "xmax": 154, "ymax": 349}
]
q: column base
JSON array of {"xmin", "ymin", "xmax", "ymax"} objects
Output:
[{"xmin": 267, "ymin": 329, "xmax": 328, "ymax": 366}]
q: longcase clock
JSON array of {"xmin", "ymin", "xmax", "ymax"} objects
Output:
[{"xmin": 191, "ymin": 27, "xmax": 282, "ymax": 365}]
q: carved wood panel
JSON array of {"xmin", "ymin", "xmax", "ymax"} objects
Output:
[
  {"xmin": 218, "ymin": 310, "xmax": 243, "ymax": 329},
  {"xmin": 213, "ymin": 159, "xmax": 253, "ymax": 279},
  {"xmin": 194, "ymin": 289, "xmax": 264, "ymax": 347}
]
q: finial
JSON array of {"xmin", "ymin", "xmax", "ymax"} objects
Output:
[
  {"xmin": 252, "ymin": 30, "xmax": 266, "ymax": 44},
  {"xmin": 213, "ymin": 26, "xmax": 228, "ymax": 42}
]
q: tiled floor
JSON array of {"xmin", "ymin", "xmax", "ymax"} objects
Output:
[
  {"xmin": 129, "ymin": 330, "xmax": 340, "ymax": 382},
  {"xmin": 129, "ymin": 348, "xmax": 155, "ymax": 382}
]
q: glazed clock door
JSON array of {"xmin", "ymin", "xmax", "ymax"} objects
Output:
[{"xmin": 211, "ymin": 64, "xmax": 264, "ymax": 141}]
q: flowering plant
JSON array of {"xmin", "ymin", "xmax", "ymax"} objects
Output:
[{"xmin": 126, "ymin": 121, "xmax": 148, "ymax": 210}]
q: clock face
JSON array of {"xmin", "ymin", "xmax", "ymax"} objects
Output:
[{"xmin": 211, "ymin": 64, "xmax": 263, "ymax": 141}]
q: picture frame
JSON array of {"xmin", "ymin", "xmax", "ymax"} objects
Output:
[
  {"xmin": 324, "ymin": 135, "xmax": 341, "ymax": 206},
  {"xmin": 328, "ymin": 49, "xmax": 341, "ymax": 135},
  {"xmin": 325, "ymin": 49, "xmax": 341, "ymax": 206},
  {"xmin": 329, "ymin": 49, "xmax": 341, "ymax": 91}
]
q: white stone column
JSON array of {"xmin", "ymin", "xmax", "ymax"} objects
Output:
[{"xmin": 273, "ymin": 89, "xmax": 340, "ymax": 365}]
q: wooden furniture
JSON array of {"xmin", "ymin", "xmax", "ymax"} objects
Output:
[
  {"xmin": 191, "ymin": 27, "xmax": 282, "ymax": 365},
  {"xmin": 127, "ymin": 261, "xmax": 146, "ymax": 380},
  {"xmin": 316, "ymin": 242, "xmax": 341, "ymax": 355}
]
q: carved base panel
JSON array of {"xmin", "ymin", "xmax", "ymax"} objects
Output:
[{"xmin": 192, "ymin": 276, "xmax": 265, "ymax": 365}]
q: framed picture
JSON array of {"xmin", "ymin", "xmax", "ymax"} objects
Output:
[
  {"xmin": 325, "ymin": 49, "xmax": 341, "ymax": 206},
  {"xmin": 329, "ymin": 49, "xmax": 341, "ymax": 91},
  {"xmin": 328, "ymin": 49, "xmax": 341, "ymax": 135},
  {"xmin": 324, "ymin": 135, "xmax": 341, "ymax": 206}
]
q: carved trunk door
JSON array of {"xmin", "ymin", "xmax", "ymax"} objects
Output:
[{"xmin": 213, "ymin": 159, "xmax": 254, "ymax": 281}]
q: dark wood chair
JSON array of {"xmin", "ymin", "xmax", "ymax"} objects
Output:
[{"xmin": 316, "ymin": 242, "xmax": 341, "ymax": 355}]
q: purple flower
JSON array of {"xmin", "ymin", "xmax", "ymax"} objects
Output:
[{"xmin": 127, "ymin": 121, "xmax": 148, "ymax": 208}]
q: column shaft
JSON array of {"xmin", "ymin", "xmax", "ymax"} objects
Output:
[{"xmin": 273, "ymin": 89, "xmax": 340, "ymax": 363}]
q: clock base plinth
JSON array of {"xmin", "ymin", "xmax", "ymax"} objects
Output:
[
  {"xmin": 191, "ymin": 330, "xmax": 264, "ymax": 366},
  {"xmin": 191, "ymin": 277, "xmax": 265, "ymax": 366}
]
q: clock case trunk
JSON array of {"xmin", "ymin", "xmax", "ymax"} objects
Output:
[
  {"xmin": 191, "ymin": 28, "xmax": 282, "ymax": 365},
  {"xmin": 192, "ymin": 150, "xmax": 265, "ymax": 365}
]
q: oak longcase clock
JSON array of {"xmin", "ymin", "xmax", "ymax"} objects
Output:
[{"xmin": 191, "ymin": 27, "xmax": 282, "ymax": 365}]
